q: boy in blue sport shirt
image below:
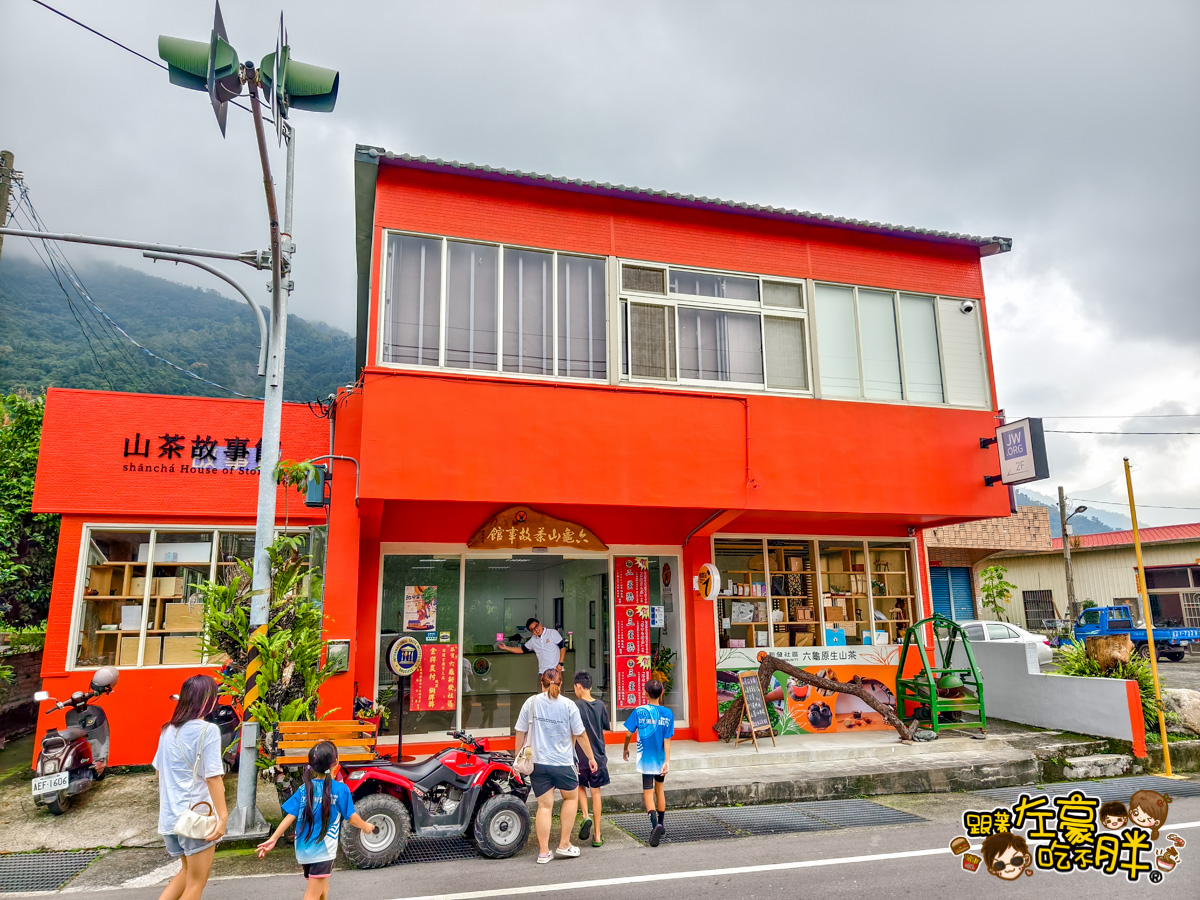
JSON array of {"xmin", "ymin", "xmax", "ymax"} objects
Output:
[{"xmin": 622, "ymin": 678, "xmax": 674, "ymax": 847}]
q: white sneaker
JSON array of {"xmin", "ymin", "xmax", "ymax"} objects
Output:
[{"xmin": 555, "ymin": 845, "xmax": 580, "ymax": 858}]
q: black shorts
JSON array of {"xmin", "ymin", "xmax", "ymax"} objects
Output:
[
  {"xmin": 531, "ymin": 763, "xmax": 579, "ymax": 797},
  {"xmin": 641, "ymin": 772, "xmax": 666, "ymax": 791},
  {"xmin": 302, "ymin": 860, "xmax": 334, "ymax": 879},
  {"xmin": 576, "ymin": 754, "xmax": 611, "ymax": 789}
]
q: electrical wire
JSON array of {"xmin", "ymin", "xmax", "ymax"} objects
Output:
[
  {"xmin": 1043, "ymin": 414, "xmax": 1200, "ymax": 419},
  {"xmin": 29, "ymin": 0, "xmax": 274, "ymax": 123},
  {"xmin": 1072, "ymin": 499, "xmax": 1200, "ymax": 512},
  {"xmin": 1045, "ymin": 430, "xmax": 1200, "ymax": 436},
  {"xmin": 12, "ymin": 185, "xmax": 256, "ymax": 399}
]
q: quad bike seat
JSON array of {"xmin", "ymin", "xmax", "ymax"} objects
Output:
[{"xmin": 382, "ymin": 755, "xmax": 446, "ymax": 784}]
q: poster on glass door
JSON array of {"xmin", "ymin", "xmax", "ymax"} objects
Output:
[{"xmin": 614, "ymin": 557, "xmax": 651, "ymax": 709}]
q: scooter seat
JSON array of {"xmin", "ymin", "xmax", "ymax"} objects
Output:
[{"xmin": 59, "ymin": 726, "xmax": 88, "ymax": 742}]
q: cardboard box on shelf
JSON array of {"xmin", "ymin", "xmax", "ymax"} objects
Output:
[
  {"xmin": 130, "ymin": 577, "xmax": 147, "ymax": 597},
  {"xmin": 840, "ymin": 622, "xmax": 858, "ymax": 637},
  {"xmin": 120, "ymin": 605, "xmax": 143, "ymax": 630},
  {"xmin": 163, "ymin": 635, "xmax": 202, "ymax": 665},
  {"xmin": 156, "ymin": 577, "xmax": 185, "ymax": 597},
  {"xmin": 823, "ymin": 606, "xmax": 845, "ymax": 622},
  {"xmin": 164, "ymin": 603, "xmax": 203, "ymax": 630},
  {"xmin": 119, "ymin": 635, "xmax": 161, "ymax": 666}
]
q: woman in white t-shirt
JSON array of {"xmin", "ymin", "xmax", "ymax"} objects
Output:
[
  {"xmin": 514, "ymin": 668, "xmax": 598, "ymax": 864},
  {"xmin": 152, "ymin": 674, "xmax": 227, "ymax": 900}
]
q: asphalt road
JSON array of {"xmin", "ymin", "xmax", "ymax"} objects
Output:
[
  {"xmin": 1158, "ymin": 648, "xmax": 1200, "ymax": 693},
  {"xmin": 46, "ymin": 793, "xmax": 1200, "ymax": 900}
]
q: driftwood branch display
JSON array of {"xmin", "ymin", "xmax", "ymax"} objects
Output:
[{"xmin": 714, "ymin": 653, "xmax": 918, "ymax": 743}]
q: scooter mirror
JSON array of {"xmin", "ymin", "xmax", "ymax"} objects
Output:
[
  {"xmin": 90, "ymin": 666, "xmax": 119, "ymax": 692},
  {"xmin": 34, "ymin": 690, "xmax": 49, "ymax": 702}
]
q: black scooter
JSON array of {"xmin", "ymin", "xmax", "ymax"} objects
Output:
[
  {"xmin": 33, "ymin": 667, "xmax": 118, "ymax": 815},
  {"xmin": 167, "ymin": 688, "xmax": 241, "ymax": 773}
]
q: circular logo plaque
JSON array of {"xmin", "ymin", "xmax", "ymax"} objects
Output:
[{"xmin": 387, "ymin": 635, "xmax": 423, "ymax": 677}]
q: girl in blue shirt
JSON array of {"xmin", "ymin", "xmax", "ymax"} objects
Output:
[{"xmin": 257, "ymin": 741, "xmax": 375, "ymax": 898}]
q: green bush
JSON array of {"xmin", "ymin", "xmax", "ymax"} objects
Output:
[{"xmin": 1053, "ymin": 640, "xmax": 1178, "ymax": 742}]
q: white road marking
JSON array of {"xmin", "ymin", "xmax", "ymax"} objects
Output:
[
  {"xmin": 119, "ymin": 860, "xmax": 181, "ymax": 889},
  {"xmin": 389, "ymin": 819, "xmax": 1200, "ymax": 900}
]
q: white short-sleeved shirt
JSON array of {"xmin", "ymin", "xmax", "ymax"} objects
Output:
[
  {"xmin": 153, "ymin": 720, "xmax": 223, "ymax": 835},
  {"xmin": 515, "ymin": 693, "xmax": 584, "ymax": 768},
  {"xmin": 523, "ymin": 627, "xmax": 563, "ymax": 672}
]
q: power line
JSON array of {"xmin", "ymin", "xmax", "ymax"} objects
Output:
[
  {"xmin": 1041, "ymin": 413, "xmax": 1200, "ymax": 419},
  {"xmin": 1045, "ymin": 430, "xmax": 1200, "ymax": 436},
  {"xmin": 1074, "ymin": 498, "xmax": 1200, "ymax": 512},
  {"xmin": 29, "ymin": 0, "xmax": 273, "ymax": 123}
]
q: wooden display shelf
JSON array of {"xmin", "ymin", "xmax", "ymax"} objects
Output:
[
  {"xmin": 94, "ymin": 628, "xmax": 203, "ymax": 636},
  {"xmin": 873, "ymin": 594, "xmax": 914, "ymax": 599}
]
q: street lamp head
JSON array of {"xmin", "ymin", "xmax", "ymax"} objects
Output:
[{"xmin": 1074, "ymin": 506, "xmax": 1088, "ymax": 515}]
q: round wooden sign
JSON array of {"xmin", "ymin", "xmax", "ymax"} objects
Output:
[{"xmin": 697, "ymin": 562, "xmax": 721, "ymax": 602}]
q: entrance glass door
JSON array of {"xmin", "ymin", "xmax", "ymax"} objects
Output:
[{"xmin": 461, "ymin": 555, "xmax": 610, "ymax": 735}]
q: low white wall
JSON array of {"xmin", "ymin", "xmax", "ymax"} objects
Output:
[{"xmin": 939, "ymin": 639, "xmax": 1136, "ymax": 743}]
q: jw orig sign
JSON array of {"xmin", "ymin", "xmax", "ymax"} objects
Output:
[{"xmin": 468, "ymin": 506, "xmax": 607, "ymax": 551}]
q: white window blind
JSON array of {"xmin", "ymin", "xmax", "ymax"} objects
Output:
[
  {"xmin": 383, "ymin": 234, "xmax": 441, "ymax": 366},
  {"xmin": 679, "ymin": 307, "xmax": 763, "ymax": 383},
  {"xmin": 446, "ymin": 241, "xmax": 499, "ymax": 371},
  {"xmin": 502, "ymin": 248, "xmax": 552, "ymax": 374},
  {"xmin": 899, "ymin": 294, "xmax": 943, "ymax": 403},
  {"xmin": 858, "ymin": 289, "xmax": 902, "ymax": 400},
  {"xmin": 764, "ymin": 316, "xmax": 808, "ymax": 390},
  {"xmin": 558, "ymin": 255, "xmax": 606, "ymax": 379},
  {"xmin": 815, "ymin": 284, "xmax": 861, "ymax": 397},
  {"xmin": 938, "ymin": 297, "xmax": 988, "ymax": 407}
]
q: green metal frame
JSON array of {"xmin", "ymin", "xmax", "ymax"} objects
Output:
[{"xmin": 895, "ymin": 614, "xmax": 987, "ymax": 734}]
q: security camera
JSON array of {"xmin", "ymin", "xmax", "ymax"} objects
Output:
[{"xmin": 959, "ymin": 299, "xmax": 977, "ymax": 314}]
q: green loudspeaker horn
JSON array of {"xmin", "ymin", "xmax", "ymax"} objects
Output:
[{"xmin": 158, "ymin": 1, "xmax": 242, "ymax": 136}]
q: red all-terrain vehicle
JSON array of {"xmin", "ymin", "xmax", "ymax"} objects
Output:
[{"xmin": 338, "ymin": 729, "xmax": 532, "ymax": 868}]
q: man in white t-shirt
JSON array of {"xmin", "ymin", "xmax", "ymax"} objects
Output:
[{"xmin": 497, "ymin": 617, "xmax": 566, "ymax": 684}]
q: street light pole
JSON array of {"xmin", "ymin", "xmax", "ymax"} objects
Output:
[{"xmin": 1058, "ymin": 486, "xmax": 1077, "ymax": 621}]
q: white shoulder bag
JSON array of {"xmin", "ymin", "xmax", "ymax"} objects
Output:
[
  {"xmin": 513, "ymin": 696, "xmax": 538, "ymax": 777},
  {"xmin": 172, "ymin": 723, "xmax": 219, "ymax": 840}
]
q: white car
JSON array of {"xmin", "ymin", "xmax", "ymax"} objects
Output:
[{"xmin": 961, "ymin": 619, "xmax": 1054, "ymax": 665}]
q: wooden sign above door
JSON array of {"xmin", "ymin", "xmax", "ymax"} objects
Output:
[{"xmin": 468, "ymin": 506, "xmax": 608, "ymax": 552}]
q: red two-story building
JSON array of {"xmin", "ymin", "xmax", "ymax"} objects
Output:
[{"xmin": 34, "ymin": 148, "xmax": 1011, "ymax": 763}]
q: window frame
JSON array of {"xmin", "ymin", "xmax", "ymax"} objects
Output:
[
  {"xmin": 619, "ymin": 259, "xmax": 812, "ymax": 394},
  {"xmin": 68, "ymin": 524, "xmax": 310, "ymax": 671},
  {"xmin": 377, "ymin": 228, "xmax": 608, "ymax": 385}
]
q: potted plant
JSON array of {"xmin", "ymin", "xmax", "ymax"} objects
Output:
[
  {"xmin": 356, "ymin": 687, "xmax": 394, "ymax": 730},
  {"xmin": 651, "ymin": 645, "xmax": 676, "ymax": 695}
]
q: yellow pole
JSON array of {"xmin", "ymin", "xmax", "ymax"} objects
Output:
[{"xmin": 1124, "ymin": 457, "xmax": 1171, "ymax": 775}]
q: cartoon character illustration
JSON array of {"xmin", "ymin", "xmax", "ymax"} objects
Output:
[
  {"xmin": 1099, "ymin": 800, "xmax": 1128, "ymax": 830},
  {"xmin": 1155, "ymin": 846, "xmax": 1180, "ymax": 872},
  {"xmin": 1129, "ymin": 790, "xmax": 1172, "ymax": 840},
  {"xmin": 981, "ymin": 831, "xmax": 1032, "ymax": 881}
]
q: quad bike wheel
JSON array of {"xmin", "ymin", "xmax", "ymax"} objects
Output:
[
  {"xmin": 469, "ymin": 793, "xmax": 530, "ymax": 859},
  {"xmin": 341, "ymin": 793, "xmax": 411, "ymax": 869},
  {"xmin": 46, "ymin": 790, "xmax": 71, "ymax": 815}
]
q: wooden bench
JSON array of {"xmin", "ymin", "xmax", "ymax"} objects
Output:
[{"xmin": 274, "ymin": 720, "xmax": 379, "ymax": 767}]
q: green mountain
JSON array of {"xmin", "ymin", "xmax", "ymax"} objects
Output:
[{"xmin": 0, "ymin": 256, "xmax": 354, "ymax": 402}]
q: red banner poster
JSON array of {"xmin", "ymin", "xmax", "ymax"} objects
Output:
[
  {"xmin": 410, "ymin": 643, "xmax": 460, "ymax": 712},
  {"xmin": 614, "ymin": 556, "xmax": 651, "ymax": 709}
]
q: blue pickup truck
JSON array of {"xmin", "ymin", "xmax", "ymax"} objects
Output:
[{"xmin": 1074, "ymin": 604, "xmax": 1200, "ymax": 662}]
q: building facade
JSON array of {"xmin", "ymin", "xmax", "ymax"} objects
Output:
[{"xmin": 34, "ymin": 151, "xmax": 1015, "ymax": 763}]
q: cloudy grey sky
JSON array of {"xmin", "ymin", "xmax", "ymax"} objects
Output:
[{"xmin": 4, "ymin": 1, "xmax": 1199, "ymax": 522}]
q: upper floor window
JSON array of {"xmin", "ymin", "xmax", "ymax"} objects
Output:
[
  {"xmin": 814, "ymin": 283, "xmax": 988, "ymax": 407},
  {"xmin": 381, "ymin": 232, "xmax": 606, "ymax": 381},
  {"xmin": 621, "ymin": 262, "xmax": 810, "ymax": 392}
]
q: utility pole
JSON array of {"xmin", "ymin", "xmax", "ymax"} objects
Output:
[
  {"xmin": 0, "ymin": 151, "xmax": 15, "ymax": 262},
  {"xmin": 1058, "ymin": 486, "xmax": 1078, "ymax": 621}
]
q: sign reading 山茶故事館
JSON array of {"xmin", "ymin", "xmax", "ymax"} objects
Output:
[
  {"xmin": 467, "ymin": 506, "xmax": 607, "ymax": 551},
  {"xmin": 995, "ymin": 418, "xmax": 1050, "ymax": 486}
]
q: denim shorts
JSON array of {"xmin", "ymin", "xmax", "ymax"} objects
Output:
[{"xmin": 163, "ymin": 833, "xmax": 217, "ymax": 857}]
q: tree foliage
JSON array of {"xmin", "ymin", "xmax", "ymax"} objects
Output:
[
  {"xmin": 0, "ymin": 391, "xmax": 59, "ymax": 625},
  {"xmin": 979, "ymin": 564, "xmax": 1017, "ymax": 622},
  {"xmin": 1054, "ymin": 639, "xmax": 1177, "ymax": 741}
]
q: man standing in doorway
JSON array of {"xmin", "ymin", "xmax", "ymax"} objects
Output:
[{"xmin": 498, "ymin": 618, "xmax": 566, "ymax": 685}]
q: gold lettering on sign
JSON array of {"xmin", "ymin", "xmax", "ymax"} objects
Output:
[{"xmin": 468, "ymin": 506, "xmax": 608, "ymax": 551}]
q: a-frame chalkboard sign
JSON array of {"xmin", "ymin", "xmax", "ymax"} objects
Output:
[{"xmin": 733, "ymin": 671, "xmax": 776, "ymax": 751}]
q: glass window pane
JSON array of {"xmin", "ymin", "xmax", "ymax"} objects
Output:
[
  {"xmin": 815, "ymin": 284, "xmax": 861, "ymax": 397},
  {"xmin": 382, "ymin": 234, "xmax": 441, "ymax": 366},
  {"xmin": 379, "ymin": 555, "xmax": 461, "ymax": 736},
  {"xmin": 899, "ymin": 294, "xmax": 943, "ymax": 403},
  {"xmin": 765, "ymin": 539, "xmax": 818, "ymax": 647},
  {"xmin": 764, "ymin": 316, "xmax": 808, "ymax": 390},
  {"xmin": 858, "ymin": 290, "xmax": 902, "ymax": 400},
  {"xmin": 557, "ymin": 255, "xmax": 606, "ymax": 379},
  {"xmin": 819, "ymin": 540, "xmax": 870, "ymax": 646},
  {"xmin": 678, "ymin": 308, "xmax": 763, "ymax": 383},
  {"xmin": 446, "ymin": 241, "xmax": 498, "ymax": 371},
  {"xmin": 763, "ymin": 280, "xmax": 803, "ymax": 309},
  {"xmin": 1145, "ymin": 568, "xmax": 1190, "ymax": 589},
  {"xmin": 715, "ymin": 538, "xmax": 767, "ymax": 650},
  {"xmin": 621, "ymin": 264, "xmax": 666, "ymax": 294},
  {"xmin": 868, "ymin": 541, "xmax": 914, "ymax": 645},
  {"xmin": 502, "ymin": 248, "xmax": 552, "ymax": 375},
  {"xmin": 668, "ymin": 269, "xmax": 759, "ymax": 301},
  {"xmin": 152, "ymin": 532, "xmax": 213, "ymax": 667},
  {"xmin": 77, "ymin": 530, "xmax": 151, "ymax": 668},
  {"xmin": 628, "ymin": 302, "xmax": 675, "ymax": 380}
]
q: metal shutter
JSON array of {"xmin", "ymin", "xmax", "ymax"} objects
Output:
[
  {"xmin": 948, "ymin": 567, "xmax": 976, "ymax": 621},
  {"xmin": 930, "ymin": 567, "xmax": 952, "ymax": 618}
]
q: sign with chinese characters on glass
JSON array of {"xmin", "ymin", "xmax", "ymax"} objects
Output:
[
  {"xmin": 467, "ymin": 506, "xmax": 607, "ymax": 551},
  {"xmin": 119, "ymin": 430, "xmax": 265, "ymax": 476},
  {"xmin": 614, "ymin": 556, "xmax": 651, "ymax": 709},
  {"xmin": 410, "ymin": 643, "xmax": 459, "ymax": 712}
]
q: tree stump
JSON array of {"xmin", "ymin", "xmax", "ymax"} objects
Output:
[
  {"xmin": 714, "ymin": 653, "xmax": 917, "ymax": 743},
  {"xmin": 1084, "ymin": 635, "xmax": 1133, "ymax": 672}
]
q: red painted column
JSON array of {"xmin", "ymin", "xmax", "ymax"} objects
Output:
[{"xmin": 684, "ymin": 537, "xmax": 718, "ymax": 741}]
